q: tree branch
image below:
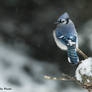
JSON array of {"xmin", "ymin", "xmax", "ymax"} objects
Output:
[
  {"xmin": 44, "ymin": 73, "xmax": 75, "ymax": 81},
  {"xmin": 76, "ymin": 48, "xmax": 88, "ymax": 59}
]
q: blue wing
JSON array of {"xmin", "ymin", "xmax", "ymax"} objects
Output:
[{"xmin": 56, "ymin": 31, "xmax": 77, "ymax": 47}]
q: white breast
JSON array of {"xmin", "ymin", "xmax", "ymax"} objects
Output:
[{"xmin": 53, "ymin": 30, "xmax": 67, "ymax": 50}]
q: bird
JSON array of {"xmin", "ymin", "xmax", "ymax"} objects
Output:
[{"xmin": 53, "ymin": 12, "xmax": 79, "ymax": 64}]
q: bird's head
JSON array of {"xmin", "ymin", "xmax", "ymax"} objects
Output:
[{"xmin": 55, "ymin": 12, "xmax": 72, "ymax": 25}]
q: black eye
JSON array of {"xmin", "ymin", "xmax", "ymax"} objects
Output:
[{"xmin": 61, "ymin": 20, "xmax": 65, "ymax": 23}]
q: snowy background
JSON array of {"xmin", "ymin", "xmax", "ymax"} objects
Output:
[
  {"xmin": 0, "ymin": 43, "xmax": 87, "ymax": 92},
  {"xmin": 0, "ymin": 0, "xmax": 92, "ymax": 92}
]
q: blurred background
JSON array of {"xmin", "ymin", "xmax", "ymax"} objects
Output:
[{"xmin": 0, "ymin": 0, "xmax": 92, "ymax": 92}]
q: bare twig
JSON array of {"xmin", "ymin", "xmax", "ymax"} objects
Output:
[
  {"xmin": 44, "ymin": 75, "xmax": 68, "ymax": 80},
  {"xmin": 76, "ymin": 48, "xmax": 88, "ymax": 59},
  {"xmin": 44, "ymin": 73, "xmax": 75, "ymax": 81}
]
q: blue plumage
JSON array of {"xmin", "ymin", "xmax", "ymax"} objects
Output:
[
  {"xmin": 68, "ymin": 46, "xmax": 79, "ymax": 64},
  {"xmin": 53, "ymin": 12, "xmax": 79, "ymax": 64}
]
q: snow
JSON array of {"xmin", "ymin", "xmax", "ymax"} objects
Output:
[
  {"xmin": 75, "ymin": 58, "xmax": 92, "ymax": 82},
  {"xmin": 0, "ymin": 43, "xmax": 59, "ymax": 92}
]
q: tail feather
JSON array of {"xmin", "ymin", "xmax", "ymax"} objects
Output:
[{"xmin": 67, "ymin": 47, "xmax": 79, "ymax": 64}]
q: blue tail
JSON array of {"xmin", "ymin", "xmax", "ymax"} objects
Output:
[{"xmin": 67, "ymin": 46, "xmax": 79, "ymax": 64}]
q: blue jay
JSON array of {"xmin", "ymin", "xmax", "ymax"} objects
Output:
[{"xmin": 53, "ymin": 12, "xmax": 79, "ymax": 64}]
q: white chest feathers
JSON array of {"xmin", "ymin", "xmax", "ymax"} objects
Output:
[{"xmin": 53, "ymin": 30, "xmax": 67, "ymax": 50}]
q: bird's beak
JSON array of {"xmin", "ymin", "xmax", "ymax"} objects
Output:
[{"xmin": 54, "ymin": 21, "xmax": 59, "ymax": 24}]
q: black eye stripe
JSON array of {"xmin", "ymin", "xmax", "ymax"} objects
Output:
[
  {"xmin": 57, "ymin": 18, "xmax": 70, "ymax": 24},
  {"xmin": 60, "ymin": 19, "xmax": 62, "ymax": 23},
  {"xmin": 58, "ymin": 19, "xmax": 65, "ymax": 23},
  {"xmin": 66, "ymin": 18, "xmax": 69, "ymax": 24}
]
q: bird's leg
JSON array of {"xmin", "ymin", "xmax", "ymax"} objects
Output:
[{"xmin": 76, "ymin": 48, "xmax": 88, "ymax": 59}]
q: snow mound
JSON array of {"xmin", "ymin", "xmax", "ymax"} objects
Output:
[{"xmin": 75, "ymin": 58, "xmax": 92, "ymax": 82}]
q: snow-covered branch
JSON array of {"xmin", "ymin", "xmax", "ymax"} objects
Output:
[{"xmin": 75, "ymin": 58, "xmax": 92, "ymax": 91}]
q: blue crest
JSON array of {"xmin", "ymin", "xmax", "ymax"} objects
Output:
[{"xmin": 57, "ymin": 12, "xmax": 69, "ymax": 21}]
